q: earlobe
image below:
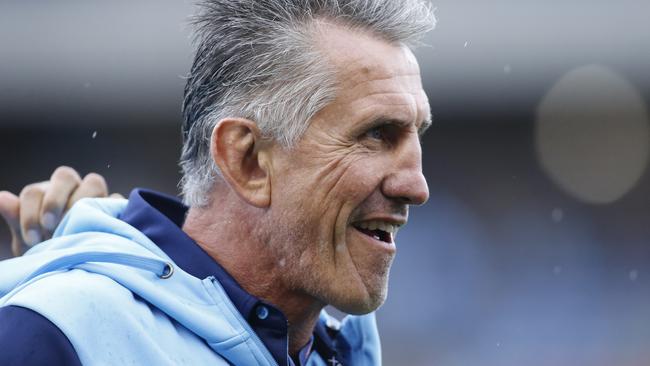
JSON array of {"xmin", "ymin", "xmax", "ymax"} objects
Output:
[{"xmin": 210, "ymin": 119, "xmax": 272, "ymax": 208}]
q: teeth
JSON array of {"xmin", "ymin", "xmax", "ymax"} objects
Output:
[{"xmin": 355, "ymin": 220, "xmax": 399, "ymax": 234}]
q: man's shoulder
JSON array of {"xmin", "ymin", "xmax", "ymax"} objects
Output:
[
  {"xmin": 0, "ymin": 262, "xmax": 125, "ymax": 366},
  {"xmin": 4, "ymin": 269, "xmax": 149, "ymax": 348},
  {"xmin": 3, "ymin": 269, "xmax": 230, "ymax": 365},
  {"xmin": 6, "ymin": 268, "xmax": 134, "ymax": 315}
]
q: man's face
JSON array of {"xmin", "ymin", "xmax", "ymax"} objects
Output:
[{"xmin": 267, "ymin": 25, "xmax": 430, "ymax": 314}]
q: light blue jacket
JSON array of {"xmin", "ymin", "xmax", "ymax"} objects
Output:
[{"xmin": 0, "ymin": 198, "xmax": 382, "ymax": 365}]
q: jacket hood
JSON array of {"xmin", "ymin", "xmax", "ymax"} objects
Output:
[{"xmin": 0, "ymin": 197, "xmax": 279, "ymax": 365}]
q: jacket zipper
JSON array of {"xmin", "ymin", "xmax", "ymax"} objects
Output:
[{"xmin": 208, "ymin": 276, "xmax": 279, "ymax": 366}]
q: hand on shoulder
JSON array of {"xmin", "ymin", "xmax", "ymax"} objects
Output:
[{"xmin": 0, "ymin": 166, "xmax": 119, "ymax": 257}]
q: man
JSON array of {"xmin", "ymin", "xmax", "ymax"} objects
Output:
[{"xmin": 0, "ymin": 0, "xmax": 434, "ymax": 364}]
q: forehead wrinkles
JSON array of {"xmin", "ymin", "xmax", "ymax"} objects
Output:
[
  {"xmin": 309, "ymin": 21, "xmax": 428, "ymax": 126},
  {"xmin": 336, "ymin": 69, "xmax": 428, "ymax": 128}
]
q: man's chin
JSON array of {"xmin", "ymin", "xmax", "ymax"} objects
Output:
[{"xmin": 329, "ymin": 284, "xmax": 389, "ymax": 315}]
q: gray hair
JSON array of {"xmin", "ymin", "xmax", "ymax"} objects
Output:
[{"xmin": 180, "ymin": 0, "xmax": 436, "ymax": 207}]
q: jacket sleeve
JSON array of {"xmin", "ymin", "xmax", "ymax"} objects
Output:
[{"xmin": 0, "ymin": 305, "xmax": 81, "ymax": 366}]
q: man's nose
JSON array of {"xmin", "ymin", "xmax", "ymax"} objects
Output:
[{"xmin": 381, "ymin": 136, "xmax": 429, "ymax": 206}]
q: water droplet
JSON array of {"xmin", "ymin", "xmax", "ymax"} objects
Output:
[
  {"xmin": 107, "ymin": 164, "xmax": 111, "ymax": 168},
  {"xmin": 92, "ymin": 131, "xmax": 97, "ymax": 139},
  {"xmin": 553, "ymin": 266, "xmax": 562, "ymax": 275},
  {"xmin": 551, "ymin": 208, "xmax": 564, "ymax": 223},
  {"xmin": 83, "ymin": 82, "xmax": 91, "ymax": 89},
  {"xmin": 504, "ymin": 64, "xmax": 511, "ymax": 74},
  {"xmin": 464, "ymin": 41, "xmax": 469, "ymax": 48},
  {"xmin": 629, "ymin": 269, "xmax": 639, "ymax": 281}
]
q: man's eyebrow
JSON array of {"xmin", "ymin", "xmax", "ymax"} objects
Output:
[
  {"xmin": 417, "ymin": 116, "xmax": 432, "ymax": 136},
  {"xmin": 365, "ymin": 116, "xmax": 432, "ymax": 135}
]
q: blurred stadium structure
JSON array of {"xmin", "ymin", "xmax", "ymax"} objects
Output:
[{"xmin": 1, "ymin": 1, "xmax": 649, "ymax": 365}]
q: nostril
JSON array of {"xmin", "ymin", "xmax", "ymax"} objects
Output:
[
  {"xmin": 393, "ymin": 181, "xmax": 428, "ymax": 206},
  {"xmin": 397, "ymin": 196, "xmax": 414, "ymax": 205},
  {"xmin": 398, "ymin": 193, "xmax": 427, "ymax": 206}
]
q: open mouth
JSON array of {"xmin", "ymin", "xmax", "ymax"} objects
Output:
[{"xmin": 352, "ymin": 221, "xmax": 399, "ymax": 244}]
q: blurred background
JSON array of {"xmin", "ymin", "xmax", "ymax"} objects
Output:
[{"xmin": 1, "ymin": 0, "xmax": 649, "ymax": 364}]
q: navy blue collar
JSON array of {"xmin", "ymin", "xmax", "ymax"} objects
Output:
[
  {"xmin": 119, "ymin": 189, "xmax": 259, "ymax": 318},
  {"xmin": 118, "ymin": 188, "xmax": 337, "ymax": 366}
]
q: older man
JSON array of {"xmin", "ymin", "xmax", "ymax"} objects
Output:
[{"xmin": 0, "ymin": 0, "xmax": 433, "ymax": 365}]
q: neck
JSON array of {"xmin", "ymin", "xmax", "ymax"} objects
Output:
[{"xmin": 183, "ymin": 190, "xmax": 324, "ymax": 356}]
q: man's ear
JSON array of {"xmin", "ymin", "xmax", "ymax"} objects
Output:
[{"xmin": 210, "ymin": 118, "xmax": 272, "ymax": 208}]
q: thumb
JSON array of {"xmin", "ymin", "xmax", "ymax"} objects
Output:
[{"xmin": 0, "ymin": 191, "xmax": 25, "ymax": 256}]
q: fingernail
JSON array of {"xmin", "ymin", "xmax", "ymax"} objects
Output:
[
  {"xmin": 42, "ymin": 212, "xmax": 58, "ymax": 231},
  {"xmin": 26, "ymin": 229, "xmax": 42, "ymax": 246}
]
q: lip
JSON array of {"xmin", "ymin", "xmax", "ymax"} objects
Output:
[
  {"xmin": 352, "ymin": 215, "xmax": 407, "ymax": 228},
  {"xmin": 350, "ymin": 225, "xmax": 397, "ymax": 255}
]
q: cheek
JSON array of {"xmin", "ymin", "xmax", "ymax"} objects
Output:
[
  {"xmin": 347, "ymin": 227, "xmax": 395, "ymax": 288},
  {"xmin": 270, "ymin": 151, "xmax": 385, "ymax": 250},
  {"xmin": 321, "ymin": 152, "xmax": 384, "ymax": 193},
  {"xmin": 286, "ymin": 153, "xmax": 378, "ymax": 208}
]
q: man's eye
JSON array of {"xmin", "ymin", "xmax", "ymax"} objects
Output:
[{"xmin": 364, "ymin": 127, "xmax": 385, "ymax": 141}]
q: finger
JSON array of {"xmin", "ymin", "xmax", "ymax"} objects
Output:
[
  {"xmin": 0, "ymin": 191, "xmax": 20, "ymax": 236},
  {"xmin": 12, "ymin": 234, "xmax": 24, "ymax": 257},
  {"xmin": 67, "ymin": 173, "xmax": 109, "ymax": 209},
  {"xmin": 0, "ymin": 191, "xmax": 24, "ymax": 256},
  {"xmin": 19, "ymin": 183, "xmax": 47, "ymax": 247},
  {"xmin": 109, "ymin": 193, "xmax": 124, "ymax": 199},
  {"xmin": 39, "ymin": 166, "xmax": 81, "ymax": 233}
]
